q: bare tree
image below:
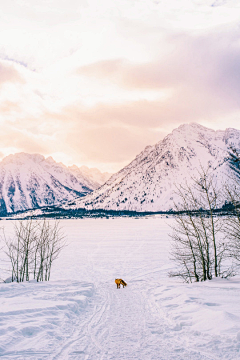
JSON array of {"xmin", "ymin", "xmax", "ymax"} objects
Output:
[
  {"xmin": 170, "ymin": 214, "xmax": 200, "ymax": 283},
  {"xmin": 0, "ymin": 234, "xmax": 6, "ymax": 283},
  {"xmin": 169, "ymin": 165, "xmax": 232, "ymax": 282},
  {"xmin": 35, "ymin": 220, "xmax": 65, "ymax": 282},
  {"xmin": 224, "ymin": 147, "xmax": 240, "ymax": 266},
  {"xmin": 3, "ymin": 220, "xmax": 38, "ymax": 282},
  {"xmin": 3, "ymin": 219, "xmax": 65, "ymax": 282}
]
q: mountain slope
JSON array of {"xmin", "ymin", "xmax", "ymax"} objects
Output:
[
  {"xmin": 63, "ymin": 123, "xmax": 240, "ymax": 212},
  {"xmin": 78, "ymin": 165, "xmax": 112, "ymax": 186},
  {"xmin": 68, "ymin": 165, "xmax": 112, "ymax": 189},
  {"xmin": 0, "ymin": 153, "xmax": 102, "ymax": 214}
]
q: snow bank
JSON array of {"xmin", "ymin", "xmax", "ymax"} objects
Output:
[
  {"xmin": 147, "ymin": 277, "xmax": 240, "ymax": 358},
  {"xmin": 0, "ymin": 281, "xmax": 94, "ymax": 358}
]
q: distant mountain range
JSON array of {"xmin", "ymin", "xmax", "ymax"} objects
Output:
[
  {"xmin": 62, "ymin": 123, "xmax": 240, "ymax": 213},
  {"xmin": 69, "ymin": 165, "xmax": 111, "ymax": 188},
  {"xmin": 2, "ymin": 123, "xmax": 240, "ymax": 217},
  {"xmin": 0, "ymin": 153, "xmax": 111, "ymax": 214}
]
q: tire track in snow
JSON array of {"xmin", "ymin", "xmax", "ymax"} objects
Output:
[
  {"xmin": 85, "ymin": 284, "xmax": 147, "ymax": 359},
  {"xmin": 47, "ymin": 283, "xmax": 95, "ymax": 360},
  {"xmin": 51, "ymin": 239, "xmax": 114, "ymax": 359},
  {"xmin": 86, "ymin": 286, "xmax": 111, "ymax": 356}
]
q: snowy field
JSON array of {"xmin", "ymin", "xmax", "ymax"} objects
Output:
[{"xmin": 0, "ymin": 217, "xmax": 240, "ymax": 359}]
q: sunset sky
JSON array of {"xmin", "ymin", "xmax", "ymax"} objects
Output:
[{"xmin": 0, "ymin": 0, "xmax": 240, "ymax": 172}]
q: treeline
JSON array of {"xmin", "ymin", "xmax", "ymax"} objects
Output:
[{"xmin": 169, "ymin": 148, "xmax": 240, "ymax": 282}]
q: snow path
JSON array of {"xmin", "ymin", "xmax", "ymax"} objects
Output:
[
  {"xmin": 0, "ymin": 218, "xmax": 240, "ymax": 359},
  {"xmin": 73, "ymin": 281, "xmax": 205, "ymax": 360},
  {"xmin": 51, "ymin": 281, "xmax": 235, "ymax": 360}
]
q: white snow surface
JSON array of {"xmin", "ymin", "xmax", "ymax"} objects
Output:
[
  {"xmin": 0, "ymin": 153, "xmax": 108, "ymax": 213},
  {"xmin": 0, "ymin": 217, "xmax": 240, "ymax": 359},
  {"xmin": 65, "ymin": 123, "xmax": 240, "ymax": 212}
]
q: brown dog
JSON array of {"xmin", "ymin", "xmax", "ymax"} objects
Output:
[{"xmin": 115, "ymin": 279, "xmax": 127, "ymax": 289}]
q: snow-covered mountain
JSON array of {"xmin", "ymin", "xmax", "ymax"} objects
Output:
[
  {"xmin": 68, "ymin": 165, "xmax": 112, "ymax": 188},
  {"xmin": 63, "ymin": 123, "xmax": 240, "ymax": 212},
  {"xmin": 0, "ymin": 153, "xmax": 109, "ymax": 214}
]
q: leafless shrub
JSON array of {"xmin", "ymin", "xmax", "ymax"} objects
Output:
[
  {"xmin": 0, "ymin": 234, "xmax": 5, "ymax": 283},
  {"xmin": 224, "ymin": 147, "xmax": 240, "ymax": 267},
  {"xmin": 169, "ymin": 165, "xmax": 232, "ymax": 283},
  {"xmin": 2, "ymin": 219, "xmax": 65, "ymax": 282}
]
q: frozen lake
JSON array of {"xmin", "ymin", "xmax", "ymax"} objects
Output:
[
  {"xmin": 0, "ymin": 217, "xmax": 240, "ymax": 359},
  {"xmin": 52, "ymin": 217, "xmax": 172, "ymax": 283}
]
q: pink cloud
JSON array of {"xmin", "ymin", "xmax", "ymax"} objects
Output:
[
  {"xmin": 0, "ymin": 62, "xmax": 24, "ymax": 85},
  {"xmin": 76, "ymin": 26, "xmax": 240, "ymax": 110}
]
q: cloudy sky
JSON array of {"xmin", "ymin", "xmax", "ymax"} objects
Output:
[{"xmin": 0, "ymin": 0, "xmax": 240, "ymax": 172}]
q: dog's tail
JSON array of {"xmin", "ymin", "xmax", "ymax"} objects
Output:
[{"xmin": 121, "ymin": 280, "xmax": 127, "ymax": 286}]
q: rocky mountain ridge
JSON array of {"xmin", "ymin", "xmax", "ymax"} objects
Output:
[
  {"xmin": 0, "ymin": 153, "xmax": 111, "ymax": 214},
  {"xmin": 62, "ymin": 123, "xmax": 240, "ymax": 212}
]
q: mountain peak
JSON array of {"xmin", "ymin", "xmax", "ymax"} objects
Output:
[
  {"xmin": 0, "ymin": 153, "xmax": 96, "ymax": 214},
  {"xmin": 173, "ymin": 122, "xmax": 214, "ymax": 135},
  {"xmin": 64, "ymin": 123, "xmax": 240, "ymax": 213},
  {"xmin": 2, "ymin": 152, "xmax": 45, "ymax": 165},
  {"xmin": 46, "ymin": 156, "xmax": 55, "ymax": 163}
]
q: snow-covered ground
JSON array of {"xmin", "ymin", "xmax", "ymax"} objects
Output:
[{"xmin": 0, "ymin": 217, "xmax": 240, "ymax": 359}]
